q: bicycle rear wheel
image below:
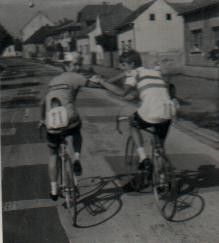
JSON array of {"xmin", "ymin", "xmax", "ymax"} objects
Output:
[
  {"xmin": 152, "ymin": 152, "xmax": 177, "ymax": 220},
  {"xmin": 125, "ymin": 136, "xmax": 148, "ymax": 191},
  {"xmin": 65, "ymin": 159, "xmax": 78, "ymax": 226}
]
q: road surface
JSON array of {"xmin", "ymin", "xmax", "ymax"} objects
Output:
[{"xmin": 1, "ymin": 58, "xmax": 219, "ymax": 243}]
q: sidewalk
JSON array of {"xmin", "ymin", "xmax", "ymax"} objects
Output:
[{"xmin": 86, "ymin": 64, "xmax": 219, "ymax": 150}]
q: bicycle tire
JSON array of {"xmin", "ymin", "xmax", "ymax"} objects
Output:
[
  {"xmin": 64, "ymin": 159, "xmax": 72, "ymax": 209},
  {"xmin": 125, "ymin": 136, "xmax": 148, "ymax": 192},
  {"xmin": 125, "ymin": 136, "xmax": 137, "ymax": 172},
  {"xmin": 65, "ymin": 159, "xmax": 78, "ymax": 226},
  {"xmin": 152, "ymin": 151, "xmax": 177, "ymax": 220}
]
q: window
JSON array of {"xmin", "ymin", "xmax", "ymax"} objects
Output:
[
  {"xmin": 149, "ymin": 14, "xmax": 155, "ymax": 21},
  {"xmin": 85, "ymin": 44, "xmax": 89, "ymax": 54},
  {"xmin": 128, "ymin": 40, "xmax": 132, "ymax": 50},
  {"xmin": 121, "ymin": 41, "xmax": 125, "ymax": 53},
  {"xmin": 191, "ymin": 29, "xmax": 203, "ymax": 52},
  {"xmin": 80, "ymin": 45, "xmax": 83, "ymax": 53},
  {"xmin": 166, "ymin": 13, "xmax": 172, "ymax": 20},
  {"xmin": 213, "ymin": 27, "xmax": 219, "ymax": 47}
]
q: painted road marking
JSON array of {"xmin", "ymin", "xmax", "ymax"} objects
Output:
[
  {"xmin": 1, "ymin": 128, "xmax": 16, "ymax": 136},
  {"xmin": 3, "ymin": 199, "xmax": 64, "ymax": 212}
]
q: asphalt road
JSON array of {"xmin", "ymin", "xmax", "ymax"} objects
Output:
[{"xmin": 1, "ymin": 58, "xmax": 219, "ymax": 243}]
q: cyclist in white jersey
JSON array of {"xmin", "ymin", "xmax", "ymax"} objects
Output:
[{"xmin": 99, "ymin": 50, "xmax": 177, "ymax": 174}]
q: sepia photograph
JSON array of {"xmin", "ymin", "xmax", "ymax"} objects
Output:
[{"xmin": 0, "ymin": 0, "xmax": 219, "ymax": 242}]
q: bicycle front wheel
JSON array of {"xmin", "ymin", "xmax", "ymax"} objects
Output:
[
  {"xmin": 125, "ymin": 136, "xmax": 148, "ymax": 192},
  {"xmin": 65, "ymin": 159, "xmax": 78, "ymax": 226},
  {"xmin": 153, "ymin": 153, "xmax": 177, "ymax": 220}
]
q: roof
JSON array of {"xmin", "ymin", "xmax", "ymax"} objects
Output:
[
  {"xmin": 21, "ymin": 11, "xmax": 54, "ymax": 32},
  {"xmin": 176, "ymin": 0, "xmax": 219, "ymax": 15},
  {"xmin": 77, "ymin": 3, "xmax": 131, "ymax": 23},
  {"xmin": 24, "ymin": 25, "xmax": 55, "ymax": 44},
  {"xmin": 99, "ymin": 5, "xmax": 132, "ymax": 34},
  {"xmin": 76, "ymin": 24, "xmax": 95, "ymax": 39},
  {"xmin": 51, "ymin": 21, "xmax": 81, "ymax": 35},
  {"xmin": 118, "ymin": 0, "xmax": 155, "ymax": 28},
  {"xmin": 118, "ymin": 0, "xmax": 192, "ymax": 29}
]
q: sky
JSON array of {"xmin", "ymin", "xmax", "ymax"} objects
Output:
[{"xmin": 0, "ymin": 0, "xmax": 192, "ymax": 37}]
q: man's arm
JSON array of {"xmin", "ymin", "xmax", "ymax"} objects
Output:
[
  {"xmin": 85, "ymin": 79, "xmax": 103, "ymax": 88},
  {"xmin": 107, "ymin": 71, "xmax": 126, "ymax": 83},
  {"xmin": 99, "ymin": 79, "xmax": 132, "ymax": 97}
]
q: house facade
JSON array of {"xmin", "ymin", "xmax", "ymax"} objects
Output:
[
  {"xmin": 76, "ymin": 3, "xmax": 132, "ymax": 66},
  {"xmin": 22, "ymin": 25, "xmax": 54, "ymax": 58},
  {"xmin": 117, "ymin": 0, "xmax": 184, "ymax": 72},
  {"xmin": 180, "ymin": 0, "xmax": 219, "ymax": 79},
  {"xmin": 44, "ymin": 21, "xmax": 81, "ymax": 60},
  {"xmin": 21, "ymin": 11, "xmax": 55, "ymax": 42}
]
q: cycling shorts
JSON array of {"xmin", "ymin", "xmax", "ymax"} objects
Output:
[
  {"xmin": 130, "ymin": 112, "xmax": 171, "ymax": 141},
  {"xmin": 47, "ymin": 121, "xmax": 82, "ymax": 149}
]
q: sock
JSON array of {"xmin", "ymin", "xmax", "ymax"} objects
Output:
[
  {"xmin": 51, "ymin": 181, "xmax": 57, "ymax": 195},
  {"xmin": 137, "ymin": 147, "xmax": 147, "ymax": 163},
  {"xmin": 74, "ymin": 152, "xmax": 80, "ymax": 161}
]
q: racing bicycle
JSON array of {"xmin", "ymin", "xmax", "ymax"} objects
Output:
[
  {"xmin": 39, "ymin": 123, "xmax": 79, "ymax": 226},
  {"xmin": 116, "ymin": 115, "xmax": 177, "ymax": 221}
]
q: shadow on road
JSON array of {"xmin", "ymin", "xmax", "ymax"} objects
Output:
[
  {"xmin": 75, "ymin": 175, "xmax": 125, "ymax": 228},
  {"xmin": 170, "ymin": 164, "xmax": 219, "ymax": 222}
]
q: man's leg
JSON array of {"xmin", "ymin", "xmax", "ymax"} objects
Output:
[
  {"xmin": 71, "ymin": 125, "xmax": 83, "ymax": 175},
  {"xmin": 48, "ymin": 147, "xmax": 59, "ymax": 200},
  {"xmin": 130, "ymin": 113, "xmax": 151, "ymax": 171},
  {"xmin": 47, "ymin": 133, "xmax": 59, "ymax": 200},
  {"xmin": 131, "ymin": 126, "xmax": 146, "ymax": 162},
  {"xmin": 154, "ymin": 120, "xmax": 172, "ymax": 147}
]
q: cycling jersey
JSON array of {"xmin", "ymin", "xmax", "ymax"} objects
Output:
[
  {"xmin": 43, "ymin": 72, "xmax": 87, "ymax": 130},
  {"xmin": 125, "ymin": 67, "xmax": 176, "ymax": 123}
]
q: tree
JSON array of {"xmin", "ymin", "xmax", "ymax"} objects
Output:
[{"xmin": 0, "ymin": 24, "xmax": 13, "ymax": 54}]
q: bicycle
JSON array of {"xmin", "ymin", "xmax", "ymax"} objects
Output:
[
  {"xmin": 39, "ymin": 123, "xmax": 79, "ymax": 226},
  {"xmin": 116, "ymin": 115, "xmax": 177, "ymax": 221}
]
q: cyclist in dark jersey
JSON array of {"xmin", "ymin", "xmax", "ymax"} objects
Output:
[{"xmin": 41, "ymin": 64, "xmax": 103, "ymax": 200}]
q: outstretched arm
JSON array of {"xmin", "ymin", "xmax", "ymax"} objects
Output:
[
  {"xmin": 85, "ymin": 79, "xmax": 103, "ymax": 88},
  {"xmin": 99, "ymin": 79, "xmax": 133, "ymax": 97},
  {"xmin": 107, "ymin": 71, "xmax": 126, "ymax": 83}
]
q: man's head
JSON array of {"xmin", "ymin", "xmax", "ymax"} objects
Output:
[
  {"xmin": 51, "ymin": 98, "xmax": 61, "ymax": 108},
  {"xmin": 119, "ymin": 50, "xmax": 142, "ymax": 70}
]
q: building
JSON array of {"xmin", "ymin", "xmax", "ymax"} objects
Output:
[
  {"xmin": 44, "ymin": 21, "xmax": 81, "ymax": 60},
  {"xmin": 117, "ymin": 0, "xmax": 185, "ymax": 72},
  {"xmin": 23, "ymin": 20, "xmax": 81, "ymax": 60},
  {"xmin": 76, "ymin": 2, "xmax": 132, "ymax": 66},
  {"xmin": 22, "ymin": 25, "xmax": 54, "ymax": 59},
  {"xmin": 179, "ymin": 0, "xmax": 219, "ymax": 79},
  {"xmin": 2, "ymin": 45, "xmax": 22, "ymax": 57},
  {"xmin": 21, "ymin": 11, "xmax": 55, "ymax": 42}
]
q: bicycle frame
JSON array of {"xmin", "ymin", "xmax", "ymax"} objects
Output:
[
  {"xmin": 116, "ymin": 114, "xmax": 177, "ymax": 220},
  {"xmin": 39, "ymin": 122, "xmax": 78, "ymax": 226}
]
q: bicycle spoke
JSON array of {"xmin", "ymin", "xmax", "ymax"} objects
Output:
[{"xmin": 153, "ymin": 158, "xmax": 177, "ymax": 220}]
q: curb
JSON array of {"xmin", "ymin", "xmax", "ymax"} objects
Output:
[{"xmin": 176, "ymin": 119, "xmax": 219, "ymax": 150}]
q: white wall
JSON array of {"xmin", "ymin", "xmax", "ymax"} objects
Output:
[
  {"xmin": 118, "ymin": 30, "xmax": 135, "ymax": 54},
  {"xmin": 88, "ymin": 16, "xmax": 104, "ymax": 65},
  {"xmin": 134, "ymin": 0, "xmax": 184, "ymax": 52},
  {"xmin": 76, "ymin": 38, "xmax": 90, "ymax": 64},
  {"xmin": 22, "ymin": 13, "xmax": 54, "ymax": 42},
  {"xmin": 2, "ymin": 45, "xmax": 17, "ymax": 57}
]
